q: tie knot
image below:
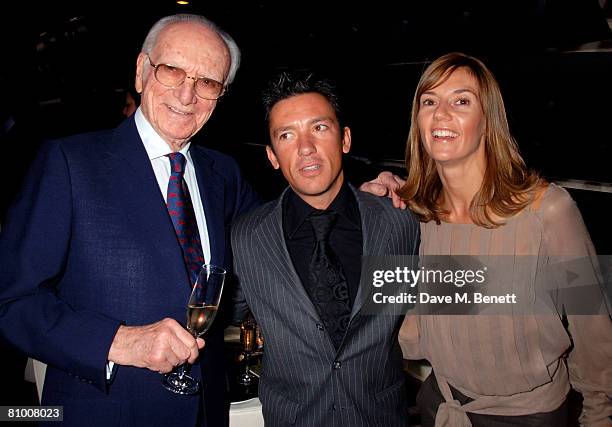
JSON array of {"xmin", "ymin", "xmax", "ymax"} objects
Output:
[
  {"xmin": 167, "ymin": 152, "xmax": 187, "ymax": 177},
  {"xmin": 309, "ymin": 210, "xmax": 337, "ymax": 242}
]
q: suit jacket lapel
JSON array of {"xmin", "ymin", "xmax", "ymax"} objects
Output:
[
  {"xmin": 189, "ymin": 147, "xmax": 225, "ymax": 268},
  {"xmin": 255, "ymin": 186, "xmax": 393, "ymax": 323},
  {"xmin": 102, "ymin": 118, "xmax": 190, "ymax": 287},
  {"xmin": 350, "ymin": 186, "xmax": 391, "ymax": 318},
  {"xmin": 254, "ymin": 189, "xmax": 321, "ymax": 321}
]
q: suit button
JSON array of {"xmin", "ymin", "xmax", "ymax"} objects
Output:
[
  {"xmin": 316, "ymin": 323, "xmax": 324, "ymax": 331},
  {"xmin": 333, "ymin": 361, "xmax": 341, "ymax": 369}
]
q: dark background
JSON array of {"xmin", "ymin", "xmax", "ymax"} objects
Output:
[
  {"xmin": 1, "ymin": 0, "xmax": 611, "ymax": 410},
  {"xmin": 1, "ymin": 1, "xmax": 610, "ymax": 240}
]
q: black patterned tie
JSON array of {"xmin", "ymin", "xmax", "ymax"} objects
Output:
[
  {"xmin": 166, "ymin": 152, "xmax": 205, "ymax": 286},
  {"xmin": 308, "ymin": 210, "xmax": 352, "ymax": 349}
]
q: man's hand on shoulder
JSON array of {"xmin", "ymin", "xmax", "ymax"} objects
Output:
[
  {"xmin": 108, "ymin": 318, "xmax": 205, "ymax": 373},
  {"xmin": 359, "ymin": 171, "xmax": 407, "ymax": 209}
]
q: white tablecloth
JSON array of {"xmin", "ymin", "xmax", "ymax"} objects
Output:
[{"xmin": 230, "ymin": 398, "xmax": 264, "ymax": 427}]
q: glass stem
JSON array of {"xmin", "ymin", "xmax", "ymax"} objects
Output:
[
  {"xmin": 177, "ymin": 331, "xmax": 197, "ymax": 379},
  {"xmin": 176, "ymin": 362, "xmax": 192, "ymax": 380}
]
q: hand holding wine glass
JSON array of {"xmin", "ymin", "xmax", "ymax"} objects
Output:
[
  {"xmin": 162, "ymin": 264, "xmax": 226, "ymax": 395},
  {"xmin": 108, "ymin": 317, "xmax": 202, "ymax": 374}
]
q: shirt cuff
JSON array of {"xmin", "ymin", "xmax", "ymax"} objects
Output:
[{"xmin": 106, "ymin": 361, "xmax": 115, "ymax": 381}]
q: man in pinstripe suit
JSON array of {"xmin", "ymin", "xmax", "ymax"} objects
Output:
[{"xmin": 231, "ymin": 72, "xmax": 419, "ymax": 426}]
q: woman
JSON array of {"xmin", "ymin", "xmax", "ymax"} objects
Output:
[{"xmin": 396, "ymin": 53, "xmax": 611, "ymax": 426}]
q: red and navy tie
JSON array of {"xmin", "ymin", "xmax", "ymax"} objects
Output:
[{"xmin": 166, "ymin": 152, "xmax": 205, "ymax": 285}]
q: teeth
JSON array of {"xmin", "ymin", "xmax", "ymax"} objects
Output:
[
  {"xmin": 432, "ymin": 129, "xmax": 458, "ymax": 138},
  {"xmin": 168, "ymin": 105, "xmax": 189, "ymax": 115},
  {"xmin": 302, "ymin": 165, "xmax": 320, "ymax": 171}
]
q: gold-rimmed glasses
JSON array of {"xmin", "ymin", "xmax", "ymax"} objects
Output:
[{"xmin": 147, "ymin": 55, "xmax": 227, "ymax": 100}]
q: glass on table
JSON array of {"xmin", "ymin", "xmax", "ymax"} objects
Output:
[{"xmin": 238, "ymin": 319, "xmax": 257, "ymax": 386}]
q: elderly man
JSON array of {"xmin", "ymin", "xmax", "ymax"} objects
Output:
[{"xmin": 0, "ymin": 14, "xmax": 259, "ymax": 427}]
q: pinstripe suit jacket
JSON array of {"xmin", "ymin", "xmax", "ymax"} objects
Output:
[{"xmin": 232, "ymin": 186, "xmax": 420, "ymax": 426}]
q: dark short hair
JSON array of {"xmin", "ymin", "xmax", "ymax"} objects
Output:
[{"xmin": 262, "ymin": 71, "xmax": 343, "ymax": 127}]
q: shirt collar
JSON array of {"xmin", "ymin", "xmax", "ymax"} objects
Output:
[
  {"xmin": 284, "ymin": 181, "xmax": 361, "ymax": 239},
  {"xmin": 134, "ymin": 107, "xmax": 191, "ymax": 159}
]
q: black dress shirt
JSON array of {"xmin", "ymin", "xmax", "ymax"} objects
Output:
[{"xmin": 282, "ymin": 182, "xmax": 363, "ymax": 307}]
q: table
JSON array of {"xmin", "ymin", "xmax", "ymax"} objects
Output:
[{"xmin": 230, "ymin": 398, "xmax": 264, "ymax": 427}]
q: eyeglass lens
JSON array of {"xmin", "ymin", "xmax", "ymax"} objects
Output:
[{"xmin": 154, "ymin": 63, "xmax": 224, "ymax": 100}]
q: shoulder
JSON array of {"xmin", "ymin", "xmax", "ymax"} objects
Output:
[
  {"xmin": 357, "ymin": 190, "xmax": 419, "ymax": 225},
  {"xmin": 232, "ymin": 198, "xmax": 278, "ymax": 237},
  {"xmin": 50, "ymin": 128, "xmax": 114, "ymax": 150},
  {"xmin": 191, "ymin": 145, "xmax": 240, "ymax": 170},
  {"xmin": 356, "ymin": 190, "xmax": 420, "ymax": 254},
  {"xmin": 190, "ymin": 145, "xmax": 248, "ymax": 188},
  {"xmin": 191, "ymin": 146, "xmax": 261, "ymax": 216},
  {"xmin": 33, "ymin": 128, "xmax": 114, "ymax": 169},
  {"xmin": 532, "ymin": 183, "xmax": 589, "ymax": 241},
  {"xmin": 533, "ymin": 182, "xmax": 577, "ymax": 217}
]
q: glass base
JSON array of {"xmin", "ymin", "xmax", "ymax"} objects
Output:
[
  {"xmin": 162, "ymin": 372, "xmax": 200, "ymax": 395},
  {"xmin": 238, "ymin": 371, "xmax": 255, "ymax": 386}
]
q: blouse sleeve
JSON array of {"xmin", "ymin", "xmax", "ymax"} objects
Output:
[{"xmin": 541, "ymin": 184, "xmax": 612, "ymax": 426}]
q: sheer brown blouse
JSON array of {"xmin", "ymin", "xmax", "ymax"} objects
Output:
[{"xmin": 399, "ymin": 184, "xmax": 612, "ymax": 426}]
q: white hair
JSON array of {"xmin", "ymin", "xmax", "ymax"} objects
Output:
[{"xmin": 141, "ymin": 14, "xmax": 240, "ymax": 85}]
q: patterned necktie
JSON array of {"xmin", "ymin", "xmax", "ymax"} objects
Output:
[
  {"xmin": 166, "ymin": 152, "xmax": 205, "ymax": 285},
  {"xmin": 307, "ymin": 210, "xmax": 352, "ymax": 349}
]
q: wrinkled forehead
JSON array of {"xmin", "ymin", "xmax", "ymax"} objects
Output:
[{"xmin": 152, "ymin": 22, "xmax": 230, "ymax": 72}]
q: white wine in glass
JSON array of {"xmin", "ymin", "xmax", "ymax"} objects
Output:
[
  {"xmin": 186, "ymin": 304, "xmax": 218, "ymax": 337},
  {"xmin": 162, "ymin": 264, "xmax": 225, "ymax": 395},
  {"xmin": 238, "ymin": 319, "xmax": 256, "ymax": 386}
]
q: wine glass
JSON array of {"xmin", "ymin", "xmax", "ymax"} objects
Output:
[
  {"xmin": 238, "ymin": 319, "xmax": 256, "ymax": 386},
  {"xmin": 162, "ymin": 264, "xmax": 226, "ymax": 395},
  {"xmin": 255, "ymin": 324, "xmax": 264, "ymax": 351}
]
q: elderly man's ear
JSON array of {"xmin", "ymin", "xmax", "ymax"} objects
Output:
[{"xmin": 135, "ymin": 53, "xmax": 147, "ymax": 94}]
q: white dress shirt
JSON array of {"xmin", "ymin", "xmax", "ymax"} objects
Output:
[
  {"xmin": 107, "ymin": 108, "xmax": 211, "ymax": 379},
  {"xmin": 133, "ymin": 107, "xmax": 211, "ymax": 262}
]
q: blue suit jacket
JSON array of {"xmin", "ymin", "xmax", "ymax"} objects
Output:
[{"xmin": 0, "ymin": 117, "xmax": 260, "ymax": 426}]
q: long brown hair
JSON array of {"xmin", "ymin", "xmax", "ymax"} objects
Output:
[{"xmin": 398, "ymin": 52, "xmax": 539, "ymax": 227}]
